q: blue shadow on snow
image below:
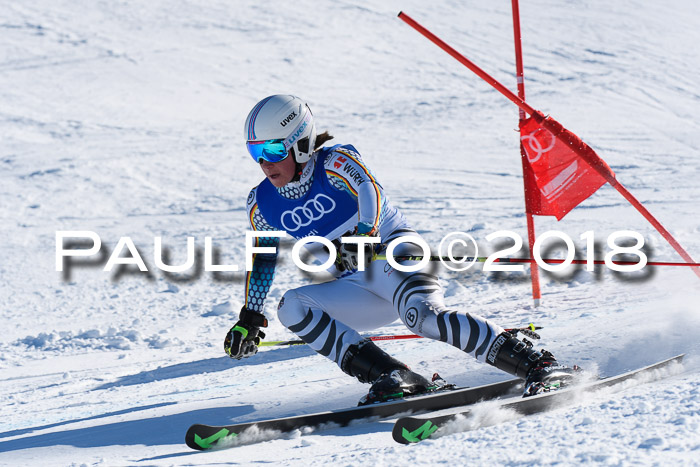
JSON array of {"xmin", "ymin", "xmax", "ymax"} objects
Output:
[
  {"xmin": 0, "ymin": 402, "xmax": 175, "ymax": 440},
  {"xmin": 94, "ymin": 346, "xmax": 316, "ymax": 391},
  {"xmin": 0, "ymin": 405, "xmax": 255, "ymax": 453}
]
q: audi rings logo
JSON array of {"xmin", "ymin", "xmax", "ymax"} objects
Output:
[
  {"xmin": 521, "ymin": 128, "xmax": 556, "ymax": 164},
  {"xmin": 280, "ymin": 194, "xmax": 336, "ymax": 232}
]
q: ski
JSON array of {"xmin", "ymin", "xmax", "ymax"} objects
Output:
[
  {"xmin": 185, "ymin": 377, "xmax": 523, "ymax": 450},
  {"xmin": 392, "ymin": 354, "xmax": 685, "ymax": 444}
]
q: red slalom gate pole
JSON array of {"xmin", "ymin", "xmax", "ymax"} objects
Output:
[
  {"xmin": 262, "ymin": 327, "xmax": 542, "ymax": 347},
  {"xmin": 511, "ymin": 0, "xmax": 527, "ymax": 122},
  {"xmin": 397, "ymin": 11, "xmax": 700, "ymax": 280},
  {"xmin": 379, "ymin": 254, "xmax": 700, "ymax": 268},
  {"xmin": 397, "ymin": 12, "xmax": 538, "ymax": 115},
  {"xmin": 511, "ymin": 0, "xmax": 542, "ymax": 306}
]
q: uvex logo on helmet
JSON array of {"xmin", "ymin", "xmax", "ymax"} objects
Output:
[
  {"xmin": 280, "ymin": 111, "xmax": 297, "ymax": 127},
  {"xmin": 285, "ymin": 120, "xmax": 308, "ymax": 148}
]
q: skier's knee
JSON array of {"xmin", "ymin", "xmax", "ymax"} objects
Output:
[
  {"xmin": 398, "ymin": 299, "xmax": 438, "ymax": 336},
  {"xmin": 276, "ymin": 289, "xmax": 306, "ymax": 328}
]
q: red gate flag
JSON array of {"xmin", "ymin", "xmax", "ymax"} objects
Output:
[
  {"xmin": 398, "ymin": 11, "xmax": 700, "ymax": 280},
  {"xmin": 520, "ymin": 116, "xmax": 611, "ymax": 220}
]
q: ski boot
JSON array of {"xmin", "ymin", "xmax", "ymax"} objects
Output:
[
  {"xmin": 340, "ymin": 339, "xmax": 435, "ymax": 405},
  {"xmin": 486, "ymin": 331, "xmax": 580, "ymax": 397},
  {"xmin": 523, "ymin": 350, "xmax": 581, "ymax": 396},
  {"xmin": 359, "ymin": 367, "xmax": 436, "ymax": 405}
]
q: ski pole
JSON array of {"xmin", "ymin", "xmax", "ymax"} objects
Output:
[
  {"xmin": 261, "ymin": 325, "xmax": 541, "ymax": 347},
  {"xmin": 375, "ymin": 254, "xmax": 700, "ymax": 268},
  {"xmin": 260, "ymin": 334, "xmax": 421, "ymax": 347}
]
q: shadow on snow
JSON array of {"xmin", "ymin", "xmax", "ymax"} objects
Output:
[
  {"xmin": 0, "ymin": 405, "xmax": 255, "ymax": 453},
  {"xmin": 0, "ymin": 402, "xmax": 175, "ymax": 440},
  {"xmin": 94, "ymin": 346, "xmax": 316, "ymax": 390}
]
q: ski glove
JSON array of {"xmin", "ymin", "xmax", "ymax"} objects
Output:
[
  {"xmin": 224, "ymin": 307, "xmax": 268, "ymax": 360},
  {"xmin": 337, "ymin": 228, "xmax": 380, "ymax": 273}
]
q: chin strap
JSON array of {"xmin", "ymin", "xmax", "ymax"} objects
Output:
[
  {"xmin": 287, "ymin": 146, "xmax": 304, "ymax": 182},
  {"xmin": 291, "ymin": 161, "xmax": 303, "ymax": 182}
]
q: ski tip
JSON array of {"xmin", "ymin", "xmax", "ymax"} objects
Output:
[
  {"xmin": 669, "ymin": 354, "xmax": 685, "ymax": 365},
  {"xmin": 185, "ymin": 424, "xmax": 238, "ymax": 451},
  {"xmin": 392, "ymin": 417, "xmax": 440, "ymax": 445}
]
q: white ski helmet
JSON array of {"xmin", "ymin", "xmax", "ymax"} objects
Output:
[{"xmin": 244, "ymin": 95, "xmax": 317, "ymax": 164}]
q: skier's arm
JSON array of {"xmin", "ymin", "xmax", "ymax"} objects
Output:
[
  {"xmin": 326, "ymin": 148, "xmax": 386, "ymax": 271},
  {"xmin": 244, "ymin": 187, "xmax": 280, "ymax": 313},
  {"xmin": 225, "ymin": 188, "xmax": 278, "ymax": 359},
  {"xmin": 325, "ymin": 147, "xmax": 385, "ymax": 235},
  {"xmin": 244, "ymin": 234, "xmax": 279, "ymax": 312}
]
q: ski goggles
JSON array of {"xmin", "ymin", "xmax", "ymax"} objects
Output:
[
  {"xmin": 246, "ymin": 110, "xmax": 313, "ymax": 163},
  {"xmin": 246, "ymin": 139, "xmax": 290, "ymax": 163}
]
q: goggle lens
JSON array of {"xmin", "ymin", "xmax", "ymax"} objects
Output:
[{"xmin": 246, "ymin": 139, "xmax": 289, "ymax": 163}]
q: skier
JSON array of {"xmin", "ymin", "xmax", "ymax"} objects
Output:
[{"xmin": 224, "ymin": 94, "xmax": 576, "ymax": 403}]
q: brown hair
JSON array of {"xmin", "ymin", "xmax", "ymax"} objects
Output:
[{"xmin": 314, "ymin": 131, "xmax": 334, "ymax": 150}]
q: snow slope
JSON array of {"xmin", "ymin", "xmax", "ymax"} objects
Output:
[{"xmin": 1, "ymin": 0, "xmax": 699, "ymax": 465}]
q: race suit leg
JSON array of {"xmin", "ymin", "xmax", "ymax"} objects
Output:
[
  {"xmin": 277, "ymin": 230, "xmax": 504, "ymax": 370},
  {"xmin": 277, "ymin": 281, "xmax": 397, "ymax": 369},
  {"xmin": 365, "ymin": 230, "xmax": 504, "ymax": 363}
]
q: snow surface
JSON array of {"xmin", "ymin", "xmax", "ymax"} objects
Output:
[{"xmin": 2, "ymin": 0, "xmax": 700, "ymax": 465}]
